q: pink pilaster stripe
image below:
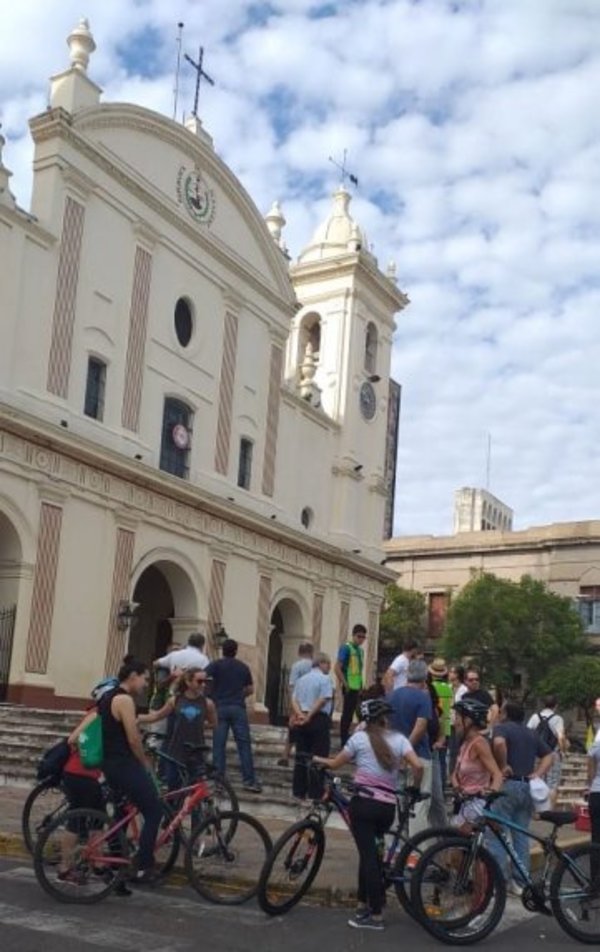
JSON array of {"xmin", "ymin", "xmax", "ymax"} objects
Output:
[
  {"xmin": 312, "ymin": 593, "xmax": 324, "ymax": 652},
  {"xmin": 121, "ymin": 247, "xmax": 153, "ymax": 431},
  {"xmin": 262, "ymin": 344, "xmax": 283, "ymax": 497},
  {"xmin": 207, "ymin": 559, "xmax": 226, "ymax": 653},
  {"xmin": 47, "ymin": 198, "xmax": 85, "ymax": 398},
  {"xmin": 104, "ymin": 528, "xmax": 135, "ymax": 676},
  {"xmin": 214, "ymin": 312, "xmax": 239, "ymax": 475},
  {"xmin": 25, "ymin": 504, "xmax": 63, "ymax": 673},
  {"xmin": 254, "ymin": 575, "xmax": 272, "ymax": 703},
  {"xmin": 338, "ymin": 600, "xmax": 350, "ymax": 645}
]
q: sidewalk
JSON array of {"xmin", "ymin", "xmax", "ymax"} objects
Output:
[{"xmin": 0, "ymin": 780, "xmax": 589, "ymax": 906}]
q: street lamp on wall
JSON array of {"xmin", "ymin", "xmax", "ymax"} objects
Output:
[
  {"xmin": 214, "ymin": 623, "xmax": 228, "ymax": 646},
  {"xmin": 116, "ymin": 599, "xmax": 138, "ymax": 632}
]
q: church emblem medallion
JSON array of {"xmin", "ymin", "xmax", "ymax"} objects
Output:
[{"xmin": 176, "ymin": 166, "xmax": 216, "ymax": 226}]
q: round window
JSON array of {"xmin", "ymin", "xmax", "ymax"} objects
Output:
[
  {"xmin": 174, "ymin": 297, "xmax": 193, "ymax": 348},
  {"xmin": 301, "ymin": 507, "xmax": 313, "ymax": 529}
]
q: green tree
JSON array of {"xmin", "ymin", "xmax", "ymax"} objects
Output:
[
  {"xmin": 538, "ymin": 656, "xmax": 600, "ymax": 725},
  {"xmin": 441, "ymin": 573, "xmax": 586, "ymax": 699},
  {"xmin": 379, "ymin": 584, "xmax": 426, "ymax": 656}
]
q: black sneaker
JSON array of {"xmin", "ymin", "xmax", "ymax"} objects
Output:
[
  {"xmin": 242, "ymin": 782, "xmax": 263, "ymax": 793},
  {"xmin": 347, "ymin": 915, "xmax": 384, "ymax": 931},
  {"xmin": 131, "ymin": 866, "xmax": 159, "ymax": 886}
]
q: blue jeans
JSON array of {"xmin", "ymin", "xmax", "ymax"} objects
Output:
[
  {"xmin": 212, "ymin": 704, "xmax": 257, "ymax": 785},
  {"xmin": 486, "ymin": 779, "xmax": 533, "ymax": 885}
]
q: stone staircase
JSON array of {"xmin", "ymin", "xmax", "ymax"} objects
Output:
[
  {"xmin": 0, "ymin": 704, "xmax": 309, "ymax": 821},
  {"xmin": 0, "ymin": 705, "xmax": 590, "ymax": 819}
]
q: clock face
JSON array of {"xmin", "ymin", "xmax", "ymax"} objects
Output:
[
  {"xmin": 172, "ymin": 424, "xmax": 190, "ymax": 450},
  {"xmin": 359, "ymin": 381, "xmax": 377, "ymax": 421}
]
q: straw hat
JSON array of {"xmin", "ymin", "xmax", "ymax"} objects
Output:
[{"xmin": 428, "ymin": 657, "xmax": 448, "ymax": 678}]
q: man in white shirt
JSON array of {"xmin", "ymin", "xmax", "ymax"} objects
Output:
[
  {"xmin": 291, "ymin": 653, "xmax": 333, "ymax": 801},
  {"xmin": 382, "ymin": 638, "xmax": 419, "ymax": 693},
  {"xmin": 527, "ymin": 695, "xmax": 567, "ymax": 807},
  {"xmin": 154, "ymin": 632, "xmax": 210, "ymax": 674}
]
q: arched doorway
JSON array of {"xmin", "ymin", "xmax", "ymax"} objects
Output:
[
  {"xmin": 0, "ymin": 510, "xmax": 23, "ymax": 700},
  {"xmin": 129, "ymin": 559, "xmax": 199, "ymax": 668},
  {"xmin": 265, "ymin": 597, "xmax": 306, "ymax": 725}
]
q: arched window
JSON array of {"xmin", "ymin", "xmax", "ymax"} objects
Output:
[
  {"xmin": 365, "ymin": 321, "xmax": 378, "ymax": 374},
  {"xmin": 160, "ymin": 397, "xmax": 193, "ymax": 478}
]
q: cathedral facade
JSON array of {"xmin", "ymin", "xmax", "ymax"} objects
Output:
[{"xmin": 0, "ymin": 21, "xmax": 406, "ymax": 715}]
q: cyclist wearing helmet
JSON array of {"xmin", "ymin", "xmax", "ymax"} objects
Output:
[
  {"xmin": 451, "ymin": 697, "xmax": 503, "ymax": 831},
  {"xmin": 314, "ymin": 697, "xmax": 423, "ymax": 932}
]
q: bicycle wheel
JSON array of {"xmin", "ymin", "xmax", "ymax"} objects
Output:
[
  {"xmin": 184, "ymin": 810, "xmax": 271, "ymax": 905},
  {"xmin": 550, "ymin": 842, "xmax": 600, "ymax": 944},
  {"xmin": 393, "ymin": 826, "xmax": 457, "ymax": 918},
  {"xmin": 411, "ymin": 836, "xmax": 506, "ymax": 945},
  {"xmin": 257, "ymin": 818, "xmax": 326, "ymax": 916},
  {"xmin": 22, "ymin": 778, "xmax": 68, "ymax": 853},
  {"xmin": 33, "ymin": 808, "xmax": 129, "ymax": 904}
]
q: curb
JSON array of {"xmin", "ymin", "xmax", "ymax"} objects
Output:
[{"xmin": 0, "ymin": 833, "xmax": 27, "ymax": 859}]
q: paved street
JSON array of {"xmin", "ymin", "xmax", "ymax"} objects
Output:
[{"xmin": 0, "ymin": 856, "xmax": 586, "ymax": 951}]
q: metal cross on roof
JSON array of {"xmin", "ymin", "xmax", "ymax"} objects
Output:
[
  {"xmin": 328, "ymin": 149, "xmax": 359, "ymax": 187},
  {"xmin": 184, "ymin": 46, "xmax": 215, "ymax": 118}
]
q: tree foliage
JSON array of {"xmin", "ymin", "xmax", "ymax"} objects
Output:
[
  {"xmin": 441, "ymin": 573, "xmax": 587, "ymax": 699},
  {"xmin": 538, "ymin": 656, "xmax": 600, "ymax": 724},
  {"xmin": 379, "ymin": 584, "xmax": 426, "ymax": 654}
]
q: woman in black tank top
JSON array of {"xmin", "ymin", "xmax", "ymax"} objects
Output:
[
  {"xmin": 139, "ymin": 668, "xmax": 217, "ymax": 789},
  {"xmin": 100, "ymin": 656, "xmax": 163, "ymax": 882}
]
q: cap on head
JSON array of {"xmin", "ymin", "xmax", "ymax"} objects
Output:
[{"xmin": 407, "ymin": 659, "xmax": 428, "ymax": 683}]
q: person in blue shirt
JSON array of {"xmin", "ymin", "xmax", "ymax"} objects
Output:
[
  {"xmin": 387, "ymin": 658, "xmax": 433, "ymax": 836},
  {"xmin": 205, "ymin": 638, "xmax": 262, "ymax": 793},
  {"xmin": 291, "ymin": 653, "xmax": 333, "ymax": 800}
]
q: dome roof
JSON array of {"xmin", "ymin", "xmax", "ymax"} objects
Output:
[{"xmin": 297, "ymin": 187, "xmax": 367, "ymax": 263}]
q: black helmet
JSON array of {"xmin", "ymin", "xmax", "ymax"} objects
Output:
[
  {"xmin": 453, "ymin": 697, "xmax": 489, "ymax": 728},
  {"xmin": 360, "ymin": 698, "xmax": 392, "ymax": 723}
]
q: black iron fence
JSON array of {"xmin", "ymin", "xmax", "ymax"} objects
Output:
[{"xmin": 0, "ymin": 605, "xmax": 16, "ymax": 702}]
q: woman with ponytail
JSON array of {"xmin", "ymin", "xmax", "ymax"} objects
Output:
[
  {"xmin": 139, "ymin": 667, "xmax": 217, "ymax": 788},
  {"xmin": 314, "ymin": 698, "xmax": 423, "ymax": 932},
  {"xmin": 98, "ymin": 656, "xmax": 162, "ymax": 884}
]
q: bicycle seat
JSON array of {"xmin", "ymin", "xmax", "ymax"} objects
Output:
[{"xmin": 537, "ymin": 810, "xmax": 577, "ymax": 827}]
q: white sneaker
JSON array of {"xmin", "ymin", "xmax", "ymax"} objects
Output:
[{"xmin": 507, "ymin": 880, "xmax": 523, "ymax": 897}]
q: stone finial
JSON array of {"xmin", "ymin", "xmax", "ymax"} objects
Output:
[
  {"xmin": 265, "ymin": 201, "xmax": 286, "ymax": 246},
  {"xmin": 386, "ymin": 260, "xmax": 397, "ymax": 282},
  {"xmin": 67, "ymin": 18, "xmax": 96, "ymax": 72},
  {"xmin": 347, "ymin": 221, "xmax": 362, "ymax": 252},
  {"xmin": 0, "ymin": 129, "xmax": 16, "ymax": 208}
]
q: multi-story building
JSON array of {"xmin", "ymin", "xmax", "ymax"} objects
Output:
[{"xmin": 0, "ymin": 21, "xmax": 406, "ymax": 713}]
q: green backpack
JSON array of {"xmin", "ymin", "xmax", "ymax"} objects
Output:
[{"xmin": 78, "ymin": 713, "xmax": 104, "ymax": 768}]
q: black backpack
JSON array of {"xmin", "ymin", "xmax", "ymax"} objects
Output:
[
  {"xmin": 36, "ymin": 738, "xmax": 70, "ymax": 781},
  {"xmin": 534, "ymin": 712, "xmax": 558, "ymax": 751}
]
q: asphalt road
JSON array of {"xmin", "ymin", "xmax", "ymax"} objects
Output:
[{"xmin": 0, "ymin": 857, "xmax": 585, "ymax": 951}]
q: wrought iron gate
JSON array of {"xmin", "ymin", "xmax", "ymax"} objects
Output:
[{"xmin": 0, "ymin": 605, "xmax": 16, "ymax": 702}]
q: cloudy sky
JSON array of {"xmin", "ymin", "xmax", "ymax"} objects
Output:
[{"xmin": 1, "ymin": 1, "xmax": 599, "ymax": 537}]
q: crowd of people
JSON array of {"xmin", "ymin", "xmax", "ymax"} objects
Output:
[{"xmin": 51, "ymin": 623, "xmax": 600, "ymax": 928}]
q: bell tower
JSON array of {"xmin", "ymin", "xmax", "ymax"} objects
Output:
[{"xmin": 288, "ymin": 188, "xmax": 409, "ymax": 553}]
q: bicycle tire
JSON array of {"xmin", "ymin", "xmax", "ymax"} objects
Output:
[
  {"xmin": 22, "ymin": 778, "xmax": 68, "ymax": 854},
  {"xmin": 185, "ymin": 810, "xmax": 271, "ymax": 905},
  {"xmin": 257, "ymin": 818, "xmax": 326, "ymax": 916},
  {"xmin": 33, "ymin": 808, "xmax": 129, "ymax": 904},
  {"xmin": 550, "ymin": 842, "xmax": 600, "ymax": 945},
  {"xmin": 410, "ymin": 835, "xmax": 506, "ymax": 945},
  {"xmin": 393, "ymin": 825, "xmax": 458, "ymax": 918}
]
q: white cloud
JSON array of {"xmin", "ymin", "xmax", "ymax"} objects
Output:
[{"xmin": 1, "ymin": 0, "xmax": 599, "ymax": 537}]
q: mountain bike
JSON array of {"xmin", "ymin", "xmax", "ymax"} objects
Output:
[
  {"xmin": 34, "ymin": 766, "xmax": 270, "ymax": 905},
  {"xmin": 257, "ymin": 763, "xmax": 454, "ymax": 916},
  {"xmin": 411, "ymin": 791, "xmax": 600, "ymax": 945},
  {"xmin": 22, "ymin": 775, "xmax": 69, "ymax": 854}
]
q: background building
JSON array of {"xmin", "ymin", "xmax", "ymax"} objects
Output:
[
  {"xmin": 384, "ymin": 519, "xmax": 600, "ymax": 647},
  {"xmin": 0, "ymin": 21, "xmax": 406, "ymax": 713},
  {"xmin": 453, "ymin": 487, "xmax": 513, "ymax": 534}
]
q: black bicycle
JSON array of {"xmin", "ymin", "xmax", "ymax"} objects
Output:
[
  {"xmin": 411, "ymin": 791, "xmax": 600, "ymax": 945},
  {"xmin": 257, "ymin": 764, "xmax": 454, "ymax": 916}
]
